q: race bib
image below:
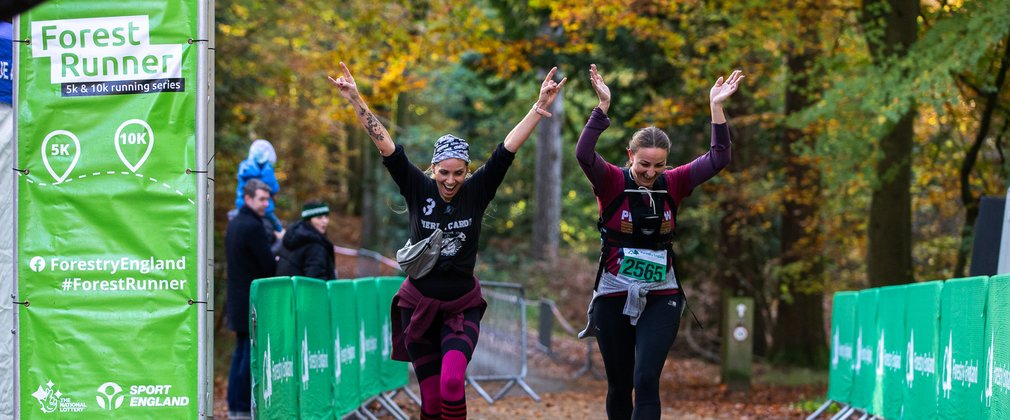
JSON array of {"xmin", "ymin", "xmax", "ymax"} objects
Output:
[{"xmin": 617, "ymin": 248, "xmax": 667, "ymax": 283}]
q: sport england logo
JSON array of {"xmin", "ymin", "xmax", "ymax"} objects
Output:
[
  {"xmin": 96, "ymin": 382, "xmax": 125, "ymax": 410},
  {"xmin": 30, "ymin": 256, "xmax": 46, "ymax": 272}
]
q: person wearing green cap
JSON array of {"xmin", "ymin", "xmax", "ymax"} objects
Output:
[{"xmin": 276, "ymin": 200, "xmax": 336, "ymax": 280}]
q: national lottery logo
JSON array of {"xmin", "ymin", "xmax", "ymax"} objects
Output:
[
  {"xmin": 32, "ymin": 379, "xmax": 87, "ymax": 414},
  {"xmin": 31, "ymin": 380, "xmax": 60, "ymax": 414},
  {"xmin": 96, "ymin": 382, "xmax": 125, "ymax": 410}
]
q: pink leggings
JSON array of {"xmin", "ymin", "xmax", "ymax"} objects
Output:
[{"xmin": 400, "ymin": 307, "xmax": 481, "ymax": 420}]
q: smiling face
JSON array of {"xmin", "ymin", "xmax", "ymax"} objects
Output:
[
  {"xmin": 626, "ymin": 126, "xmax": 672, "ymax": 189},
  {"xmin": 627, "ymin": 147, "xmax": 668, "ymax": 188},
  {"xmin": 309, "ymin": 214, "xmax": 329, "ymax": 234},
  {"xmin": 432, "ymin": 158, "xmax": 468, "ymax": 201}
]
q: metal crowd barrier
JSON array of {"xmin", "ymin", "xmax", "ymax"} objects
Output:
[{"xmin": 467, "ymin": 281, "xmax": 540, "ymax": 403}]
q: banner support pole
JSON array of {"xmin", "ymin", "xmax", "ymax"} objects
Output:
[
  {"xmin": 10, "ymin": 14, "xmax": 21, "ymax": 420},
  {"xmin": 204, "ymin": 0, "xmax": 217, "ymax": 417},
  {"xmin": 196, "ymin": 0, "xmax": 210, "ymax": 416}
]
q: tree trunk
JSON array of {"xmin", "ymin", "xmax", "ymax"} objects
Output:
[
  {"xmin": 863, "ymin": 0, "xmax": 919, "ymax": 287},
  {"xmin": 954, "ymin": 31, "xmax": 1010, "ymax": 277},
  {"xmin": 771, "ymin": 0, "xmax": 827, "ymax": 367},
  {"xmin": 532, "ymin": 68, "xmax": 563, "ymax": 261}
]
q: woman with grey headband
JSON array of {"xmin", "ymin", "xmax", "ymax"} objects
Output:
[{"xmin": 329, "ymin": 62, "xmax": 565, "ymax": 420}]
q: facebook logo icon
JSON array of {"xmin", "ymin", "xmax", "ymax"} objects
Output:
[{"xmin": 29, "ymin": 256, "xmax": 45, "ymax": 272}]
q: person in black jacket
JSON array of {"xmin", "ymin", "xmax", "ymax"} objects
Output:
[
  {"xmin": 276, "ymin": 200, "xmax": 336, "ymax": 280},
  {"xmin": 224, "ymin": 178, "xmax": 277, "ymax": 419}
]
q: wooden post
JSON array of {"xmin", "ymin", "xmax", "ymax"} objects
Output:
[{"xmin": 721, "ymin": 296, "xmax": 753, "ymax": 391}]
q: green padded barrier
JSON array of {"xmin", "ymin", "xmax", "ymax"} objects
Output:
[
  {"xmin": 250, "ymin": 277, "xmax": 298, "ymax": 419},
  {"xmin": 938, "ymin": 276, "xmax": 989, "ymax": 419},
  {"xmin": 828, "ymin": 291, "xmax": 858, "ymax": 404},
  {"xmin": 873, "ymin": 284, "xmax": 906, "ymax": 418},
  {"xmin": 902, "ymin": 280, "xmax": 943, "ymax": 420},
  {"xmin": 355, "ymin": 278, "xmax": 382, "ymax": 401},
  {"xmin": 376, "ymin": 276, "xmax": 410, "ymax": 392},
  {"xmin": 327, "ymin": 280, "xmax": 361, "ymax": 417},
  {"xmin": 985, "ymin": 274, "xmax": 1010, "ymax": 418},
  {"xmin": 292, "ymin": 277, "xmax": 335, "ymax": 419},
  {"xmin": 851, "ymin": 288, "xmax": 879, "ymax": 411}
]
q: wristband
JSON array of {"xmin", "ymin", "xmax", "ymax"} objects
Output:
[{"xmin": 533, "ymin": 104, "xmax": 552, "ymax": 118}]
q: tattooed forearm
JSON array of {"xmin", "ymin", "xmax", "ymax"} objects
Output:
[
  {"xmin": 362, "ymin": 110, "xmax": 384, "ymax": 144},
  {"xmin": 351, "ymin": 98, "xmax": 394, "ymax": 156}
]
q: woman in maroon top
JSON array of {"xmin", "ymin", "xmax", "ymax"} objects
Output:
[
  {"xmin": 576, "ymin": 64, "xmax": 743, "ymax": 419},
  {"xmin": 329, "ymin": 62, "xmax": 565, "ymax": 420}
]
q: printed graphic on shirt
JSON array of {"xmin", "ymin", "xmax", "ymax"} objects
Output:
[
  {"xmin": 422, "ymin": 198, "xmax": 435, "ymax": 216},
  {"xmin": 661, "ymin": 209, "xmax": 673, "ymax": 234},
  {"xmin": 440, "ymin": 232, "xmax": 467, "ymax": 257},
  {"xmin": 615, "ymin": 206, "xmax": 673, "ymax": 234},
  {"xmin": 620, "ymin": 209, "xmax": 633, "ymax": 234}
]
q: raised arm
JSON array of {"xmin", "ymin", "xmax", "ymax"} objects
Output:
[
  {"xmin": 687, "ymin": 70, "xmax": 744, "ymax": 187},
  {"xmin": 576, "ymin": 64, "xmax": 616, "ymax": 189},
  {"xmin": 503, "ymin": 67, "xmax": 567, "ymax": 153},
  {"xmin": 328, "ymin": 62, "xmax": 396, "ymax": 157}
]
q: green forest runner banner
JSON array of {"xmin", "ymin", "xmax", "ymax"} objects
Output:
[
  {"xmin": 827, "ymin": 291, "xmax": 857, "ymax": 404},
  {"xmin": 985, "ymin": 274, "xmax": 1010, "ymax": 417},
  {"xmin": 851, "ymin": 288, "xmax": 878, "ymax": 411},
  {"xmin": 903, "ymin": 280, "xmax": 942, "ymax": 420},
  {"xmin": 16, "ymin": 1, "xmax": 198, "ymax": 417},
  {"xmin": 874, "ymin": 285, "xmax": 906, "ymax": 419},
  {"xmin": 939, "ymin": 276, "xmax": 989, "ymax": 419}
]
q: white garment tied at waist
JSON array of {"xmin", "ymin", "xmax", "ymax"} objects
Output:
[{"xmin": 578, "ymin": 269, "xmax": 679, "ymax": 339}]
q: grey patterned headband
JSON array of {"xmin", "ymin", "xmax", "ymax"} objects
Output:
[{"xmin": 432, "ymin": 134, "xmax": 470, "ymax": 164}]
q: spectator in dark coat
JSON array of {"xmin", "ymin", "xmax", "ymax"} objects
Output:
[
  {"xmin": 276, "ymin": 201, "xmax": 336, "ymax": 280},
  {"xmin": 224, "ymin": 178, "xmax": 277, "ymax": 419}
]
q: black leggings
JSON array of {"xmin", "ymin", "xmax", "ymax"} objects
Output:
[{"xmin": 592, "ymin": 292, "xmax": 685, "ymax": 420}]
